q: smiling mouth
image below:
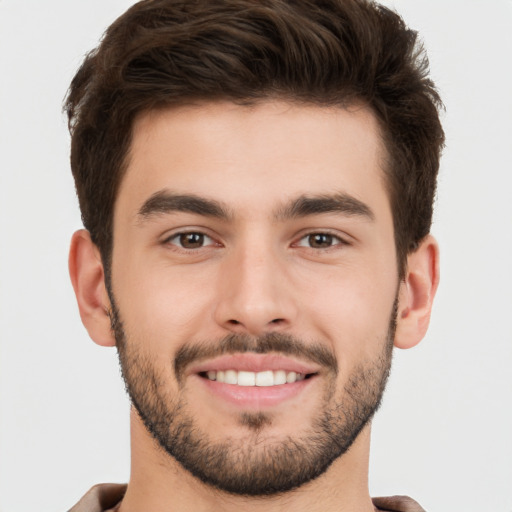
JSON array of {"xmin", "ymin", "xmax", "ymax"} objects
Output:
[{"xmin": 199, "ymin": 369, "xmax": 317, "ymax": 387}]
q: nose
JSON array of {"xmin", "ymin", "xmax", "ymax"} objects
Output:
[{"xmin": 213, "ymin": 241, "xmax": 297, "ymax": 336}]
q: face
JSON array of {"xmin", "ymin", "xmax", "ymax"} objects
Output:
[{"xmin": 109, "ymin": 101, "xmax": 399, "ymax": 495}]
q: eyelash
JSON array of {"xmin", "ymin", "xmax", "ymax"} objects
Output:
[
  {"xmin": 164, "ymin": 231, "xmax": 218, "ymax": 250},
  {"xmin": 294, "ymin": 232, "xmax": 348, "ymax": 250},
  {"xmin": 163, "ymin": 230, "xmax": 349, "ymax": 251}
]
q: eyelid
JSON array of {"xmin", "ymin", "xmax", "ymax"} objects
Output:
[
  {"xmin": 293, "ymin": 230, "xmax": 351, "ymax": 248},
  {"xmin": 159, "ymin": 227, "xmax": 352, "ymax": 250},
  {"xmin": 161, "ymin": 228, "xmax": 221, "ymax": 249}
]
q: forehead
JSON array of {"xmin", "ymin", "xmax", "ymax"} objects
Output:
[{"xmin": 117, "ymin": 100, "xmax": 390, "ymax": 221}]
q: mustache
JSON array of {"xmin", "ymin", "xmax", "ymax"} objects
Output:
[{"xmin": 174, "ymin": 332, "xmax": 338, "ymax": 383}]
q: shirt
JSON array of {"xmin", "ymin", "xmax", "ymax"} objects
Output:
[{"xmin": 68, "ymin": 484, "xmax": 426, "ymax": 512}]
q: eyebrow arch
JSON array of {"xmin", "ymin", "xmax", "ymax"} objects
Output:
[
  {"xmin": 275, "ymin": 193, "xmax": 375, "ymax": 221},
  {"xmin": 137, "ymin": 190, "xmax": 232, "ymax": 221}
]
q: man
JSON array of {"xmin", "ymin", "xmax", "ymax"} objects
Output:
[{"xmin": 66, "ymin": 0, "xmax": 444, "ymax": 510}]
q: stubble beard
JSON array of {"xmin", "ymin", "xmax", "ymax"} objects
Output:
[{"xmin": 111, "ymin": 298, "xmax": 396, "ymax": 496}]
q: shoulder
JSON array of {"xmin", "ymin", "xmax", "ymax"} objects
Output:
[
  {"xmin": 68, "ymin": 483, "xmax": 127, "ymax": 512},
  {"xmin": 372, "ymin": 495, "xmax": 426, "ymax": 512}
]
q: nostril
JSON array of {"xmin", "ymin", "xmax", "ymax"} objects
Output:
[{"xmin": 224, "ymin": 318, "xmax": 286, "ymax": 330}]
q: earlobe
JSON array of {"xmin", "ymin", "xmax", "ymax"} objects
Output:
[
  {"xmin": 69, "ymin": 229, "xmax": 116, "ymax": 347},
  {"xmin": 394, "ymin": 235, "xmax": 440, "ymax": 349}
]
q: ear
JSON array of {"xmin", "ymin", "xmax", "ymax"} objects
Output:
[
  {"xmin": 69, "ymin": 229, "xmax": 116, "ymax": 347},
  {"xmin": 394, "ymin": 235, "xmax": 440, "ymax": 349}
]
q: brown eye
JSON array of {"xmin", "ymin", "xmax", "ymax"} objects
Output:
[
  {"xmin": 307, "ymin": 233, "xmax": 334, "ymax": 248},
  {"xmin": 296, "ymin": 232, "xmax": 346, "ymax": 250},
  {"xmin": 178, "ymin": 232, "xmax": 205, "ymax": 249},
  {"xmin": 166, "ymin": 232, "xmax": 215, "ymax": 249}
]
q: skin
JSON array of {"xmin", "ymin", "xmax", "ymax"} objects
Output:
[{"xmin": 70, "ymin": 101, "xmax": 439, "ymax": 512}]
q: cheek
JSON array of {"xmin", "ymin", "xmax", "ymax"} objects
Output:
[
  {"xmin": 113, "ymin": 258, "xmax": 217, "ymax": 350},
  {"xmin": 296, "ymin": 261, "xmax": 397, "ymax": 360}
]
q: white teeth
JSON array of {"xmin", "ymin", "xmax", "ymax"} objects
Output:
[
  {"xmin": 286, "ymin": 371, "xmax": 297, "ymax": 383},
  {"xmin": 224, "ymin": 369, "xmax": 238, "ymax": 385},
  {"xmin": 237, "ymin": 371, "xmax": 256, "ymax": 386},
  {"xmin": 274, "ymin": 370, "xmax": 287, "ymax": 385},
  {"xmin": 255, "ymin": 370, "xmax": 274, "ymax": 387},
  {"xmin": 205, "ymin": 369, "xmax": 308, "ymax": 386}
]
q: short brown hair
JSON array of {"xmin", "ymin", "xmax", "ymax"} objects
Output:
[{"xmin": 65, "ymin": 0, "xmax": 444, "ymax": 277}]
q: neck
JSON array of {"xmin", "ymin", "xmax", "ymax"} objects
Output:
[{"xmin": 118, "ymin": 408, "xmax": 376, "ymax": 512}]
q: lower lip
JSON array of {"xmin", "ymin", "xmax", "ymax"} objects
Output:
[{"xmin": 197, "ymin": 375, "xmax": 316, "ymax": 409}]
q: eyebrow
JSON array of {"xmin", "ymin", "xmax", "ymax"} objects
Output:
[
  {"xmin": 138, "ymin": 191, "xmax": 232, "ymax": 221},
  {"xmin": 137, "ymin": 190, "xmax": 374, "ymax": 223},
  {"xmin": 275, "ymin": 193, "xmax": 374, "ymax": 221}
]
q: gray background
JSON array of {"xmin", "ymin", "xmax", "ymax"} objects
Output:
[{"xmin": 1, "ymin": 1, "xmax": 511, "ymax": 510}]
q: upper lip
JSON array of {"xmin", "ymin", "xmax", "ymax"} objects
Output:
[{"xmin": 187, "ymin": 353, "xmax": 322, "ymax": 376}]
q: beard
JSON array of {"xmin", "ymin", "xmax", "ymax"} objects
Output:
[{"xmin": 110, "ymin": 297, "xmax": 396, "ymax": 497}]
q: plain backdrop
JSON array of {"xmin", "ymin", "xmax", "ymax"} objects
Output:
[{"xmin": 1, "ymin": 1, "xmax": 511, "ymax": 511}]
